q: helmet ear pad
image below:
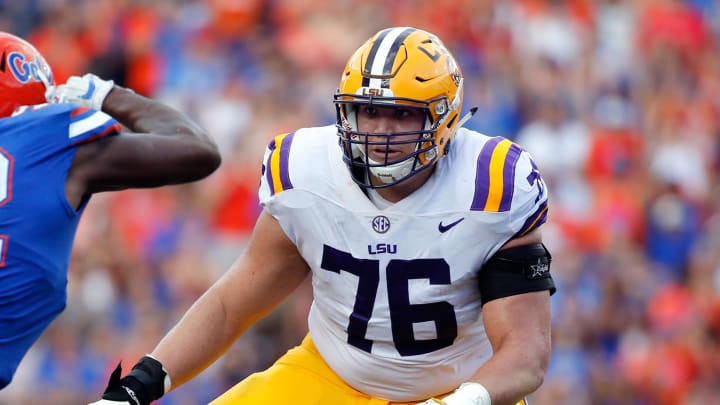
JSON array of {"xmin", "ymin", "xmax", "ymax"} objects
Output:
[
  {"xmin": 334, "ymin": 27, "xmax": 464, "ymax": 189},
  {"xmin": 0, "ymin": 32, "xmax": 55, "ymax": 117}
]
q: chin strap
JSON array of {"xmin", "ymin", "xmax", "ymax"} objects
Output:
[
  {"xmin": 439, "ymin": 107, "xmax": 477, "ymax": 157},
  {"xmin": 457, "ymin": 106, "xmax": 478, "ymax": 128}
]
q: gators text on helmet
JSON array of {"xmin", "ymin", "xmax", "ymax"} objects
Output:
[{"xmin": 0, "ymin": 32, "xmax": 54, "ymax": 118}]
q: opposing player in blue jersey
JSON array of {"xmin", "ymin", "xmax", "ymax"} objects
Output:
[
  {"xmin": 0, "ymin": 31, "xmax": 221, "ymax": 389},
  {"xmin": 92, "ymin": 27, "xmax": 554, "ymax": 405}
]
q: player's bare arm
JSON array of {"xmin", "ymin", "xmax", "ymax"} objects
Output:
[
  {"xmin": 473, "ymin": 229, "xmax": 551, "ymax": 404},
  {"xmin": 144, "ymin": 210, "xmax": 308, "ymax": 393},
  {"xmin": 417, "ymin": 229, "xmax": 552, "ymax": 405},
  {"xmin": 63, "ymin": 80, "xmax": 221, "ymax": 208},
  {"xmin": 477, "ymin": 290, "xmax": 550, "ymax": 404}
]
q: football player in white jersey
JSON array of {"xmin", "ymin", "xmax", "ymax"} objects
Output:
[{"xmin": 90, "ymin": 27, "xmax": 555, "ymax": 405}]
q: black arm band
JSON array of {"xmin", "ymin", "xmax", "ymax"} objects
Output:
[{"xmin": 478, "ymin": 243, "xmax": 556, "ymax": 305}]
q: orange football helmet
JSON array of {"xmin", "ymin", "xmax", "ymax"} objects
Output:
[
  {"xmin": 334, "ymin": 27, "xmax": 469, "ymax": 188},
  {"xmin": 0, "ymin": 32, "xmax": 54, "ymax": 118}
]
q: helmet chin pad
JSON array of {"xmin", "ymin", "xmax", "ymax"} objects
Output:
[
  {"xmin": 349, "ymin": 136, "xmax": 437, "ymax": 186},
  {"xmin": 364, "ymin": 152, "xmax": 415, "ymax": 184}
]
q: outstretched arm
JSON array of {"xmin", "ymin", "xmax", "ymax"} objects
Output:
[
  {"xmin": 152, "ymin": 211, "xmax": 310, "ymax": 388},
  {"xmin": 55, "ymin": 74, "xmax": 221, "ymax": 206},
  {"xmin": 90, "ymin": 210, "xmax": 310, "ymax": 404}
]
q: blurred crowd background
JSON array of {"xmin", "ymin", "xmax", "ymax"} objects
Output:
[{"xmin": 0, "ymin": 0, "xmax": 719, "ymax": 404}]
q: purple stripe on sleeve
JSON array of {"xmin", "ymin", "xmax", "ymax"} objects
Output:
[
  {"xmin": 471, "ymin": 137, "xmax": 503, "ymax": 211},
  {"xmin": 513, "ymin": 201, "xmax": 548, "ymax": 239},
  {"xmin": 278, "ymin": 131, "xmax": 295, "ymax": 191},
  {"xmin": 265, "ymin": 138, "xmax": 278, "ymax": 195},
  {"xmin": 498, "ymin": 143, "xmax": 522, "ymax": 212}
]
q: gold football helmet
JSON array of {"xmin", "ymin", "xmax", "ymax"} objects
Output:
[{"xmin": 334, "ymin": 27, "xmax": 470, "ymax": 188}]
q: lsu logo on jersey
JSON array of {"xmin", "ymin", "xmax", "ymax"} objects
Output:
[{"xmin": 367, "ymin": 243, "xmax": 397, "ymax": 255}]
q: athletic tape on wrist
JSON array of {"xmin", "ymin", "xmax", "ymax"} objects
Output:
[{"xmin": 443, "ymin": 382, "xmax": 491, "ymax": 405}]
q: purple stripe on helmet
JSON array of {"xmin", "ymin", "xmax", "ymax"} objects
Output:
[{"xmin": 471, "ymin": 137, "xmax": 503, "ymax": 211}]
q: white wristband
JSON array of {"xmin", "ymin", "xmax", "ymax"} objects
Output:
[{"xmin": 441, "ymin": 382, "xmax": 491, "ymax": 405}]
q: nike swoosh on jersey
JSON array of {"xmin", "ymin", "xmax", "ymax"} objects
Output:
[{"xmin": 438, "ymin": 217, "xmax": 465, "ymax": 233}]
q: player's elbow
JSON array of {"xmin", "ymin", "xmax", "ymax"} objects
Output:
[
  {"xmin": 524, "ymin": 348, "xmax": 551, "ymax": 393},
  {"xmin": 199, "ymin": 143, "xmax": 222, "ymax": 177},
  {"xmin": 524, "ymin": 362, "xmax": 547, "ymax": 393},
  {"xmin": 188, "ymin": 139, "xmax": 222, "ymax": 179}
]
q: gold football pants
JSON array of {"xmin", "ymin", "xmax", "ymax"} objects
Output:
[{"xmin": 210, "ymin": 334, "xmax": 528, "ymax": 405}]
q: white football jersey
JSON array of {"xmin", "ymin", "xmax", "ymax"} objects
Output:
[{"xmin": 258, "ymin": 125, "xmax": 548, "ymax": 401}]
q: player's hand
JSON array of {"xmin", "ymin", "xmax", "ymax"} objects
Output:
[
  {"xmin": 415, "ymin": 383, "xmax": 491, "ymax": 405},
  {"xmin": 50, "ymin": 73, "xmax": 114, "ymax": 111},
  {"xmin": 88, "ymin": 356, "xmax": 169, "ymax": 405},
  {"xmin": 87, "ymin": 400, "xmax": 136, "ymax": 405},
  {"xmin": 416, "ymin": 399, "xmax": 446, "ymax": 405},
  {"xmin": 87, "ymin": 362, "xmax": 145, "ymax": 405}
]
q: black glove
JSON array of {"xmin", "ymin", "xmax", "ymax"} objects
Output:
[{"xmin": 92, "ymin": 356, "xmax": 168, "ymax": 405}]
